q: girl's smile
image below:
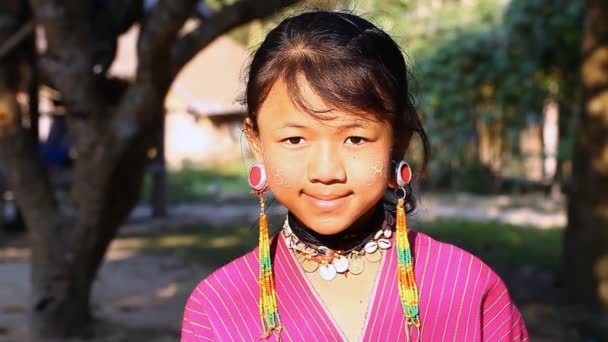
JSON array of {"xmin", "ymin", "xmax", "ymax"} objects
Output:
[{"xmin": 301, "ymin": 191, "xmax": 352, "ymax": 212}]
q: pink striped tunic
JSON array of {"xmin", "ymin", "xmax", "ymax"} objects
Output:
[{"xmin": 181, "ymin": 230, "xmax": 528, "ymax": 341}]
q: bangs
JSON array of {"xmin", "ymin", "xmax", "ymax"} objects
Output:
[
  {"xmin": 285, "ymin": 57, "xmax": 398, "ymax": 123},
  {"xmin": 252, "ymin": 48, "xmax": 402, "ymax": 126}
]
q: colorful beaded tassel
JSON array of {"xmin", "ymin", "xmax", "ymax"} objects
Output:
[
  {"xmin": 396, "ymin": 197, "xmax": 421, "ymax": 328},
  {"xmin": 257, "ymin": 193, "xmax": 283, "ymax": 339}
]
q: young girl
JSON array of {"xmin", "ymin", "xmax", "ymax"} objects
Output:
[{"xmin": 181, "ymin": 11, "xmax": 528, "ymax": 341}]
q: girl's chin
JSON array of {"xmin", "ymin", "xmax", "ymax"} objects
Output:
[{"xmin": 296, "ymin": 216, "xmax": 354, "ymax": 236}]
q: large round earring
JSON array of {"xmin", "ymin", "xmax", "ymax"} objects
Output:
[
  {"xmin": 248, "ymin": 163, "xmax": 268, "ymax": 192},
  {"xmin": 393, "ymin": 160, "xmax": 413, "ymax": 187}
]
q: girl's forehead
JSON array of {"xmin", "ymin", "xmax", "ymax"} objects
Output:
[{"xmin": 257, "ymin": 79, "xmax": 383, "ymax": 129}]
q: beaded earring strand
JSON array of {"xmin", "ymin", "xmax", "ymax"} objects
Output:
[
  {"xmin": 249, "ymin": 164, "xmax": 283, "ymax": 339},
  {"xmin": 394, "ymin": 161, "xmax": 421, "ymax": 330}
]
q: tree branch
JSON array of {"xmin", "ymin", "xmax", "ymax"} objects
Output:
[
  {"xmin": 0, "ymin": 21, "xmax": 34, "ymax": 61},
  {"xmin": 99, "ymin": 0, "xmax": 198, "ymax": 146},
  {"xmin": 169, "ymin": 0, "xmax": 300, "ymax": 78},
  {"xmin": 29, "ymin": 1, "xmax": 103, "ymax": 112},
  {"xmin": 137, "ymin": 0, "xmax": 199, "ymax": 87}
]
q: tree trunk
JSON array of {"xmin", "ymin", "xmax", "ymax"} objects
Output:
[
  {"xmin": 561, "ymin": 0, "xmax": 608, "ymax": 335},
  {"xmin": 29, "ymin": 264, "xmax": 94, "ymax": 337},
  {"xmin": 2, "ymin": 0, "xmax": 302, "ymax": 339},
  {"xmin": 23, "ymin": 98, "xmax": 164, "ymax": 338}
]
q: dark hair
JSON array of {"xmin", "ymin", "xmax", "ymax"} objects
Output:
[{"xmin": 243, "ymin": 11, "xmax": 430, "ymax": 214}]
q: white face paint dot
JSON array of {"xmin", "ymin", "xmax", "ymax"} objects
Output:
[
  {"xmin": 366, "ymin": 160, "xmax": 388, "ymax": 185},
  {"xmin": 270, "ymin": 167, "xmax": 291, "ymax": 188}
]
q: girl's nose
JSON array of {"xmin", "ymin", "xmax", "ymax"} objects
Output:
[{"xmin": 306, "ymin": 143, "xmax": 347, "ymax": 185}]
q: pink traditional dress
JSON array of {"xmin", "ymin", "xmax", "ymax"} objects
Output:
[{"xmin": 181, "ymin": 226, "xmax": 528, "ymax": 341}]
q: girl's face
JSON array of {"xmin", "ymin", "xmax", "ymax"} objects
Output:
[{"xmin": 246, "ymin": 79, "xmax": 396, "ymax": 235}]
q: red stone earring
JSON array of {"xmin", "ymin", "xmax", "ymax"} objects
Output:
[
  {"xmin": 394, "ymin": 160, "xmax": 412, "ymax": 187},
  {"xmin": 248, "ymin": 163, "xmax": 268, "ymax": 192}
]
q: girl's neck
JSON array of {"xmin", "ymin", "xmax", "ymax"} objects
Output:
[{"xmin": 287, "ymin": 202, "xmax": 386, "ymax": 252}]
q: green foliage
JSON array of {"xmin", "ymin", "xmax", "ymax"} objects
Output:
[
  {"xmin": 404, "ymin": 0, "xmax": 504, "ymax": 55},
  {"xmin": 142, "ymin": 165, "xmax": 250, "ymax": 204},
  {"xmin": 451, "ymin": 162, "xmax": 498, "ymax": 194},
  {"xmin": 415, "ymin": 0, "xmax": 583, "ymax": 188}
]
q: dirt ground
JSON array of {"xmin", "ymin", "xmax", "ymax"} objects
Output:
[
  {"xmin": 0, "ymin": 236, "xmax": 209, "ymax": 342},
  {"xmin": 0, "ymin": 193, "xmax": 575, "ymax": 341}
]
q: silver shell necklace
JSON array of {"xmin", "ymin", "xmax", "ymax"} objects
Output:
[{"xmin": 283, "ymin": 204, "xmax": 394, "ymax": 281}]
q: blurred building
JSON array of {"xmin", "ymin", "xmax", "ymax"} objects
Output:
[{"xmin": 108, "ymin": 23, "xmax": 250, "ymax": 169}]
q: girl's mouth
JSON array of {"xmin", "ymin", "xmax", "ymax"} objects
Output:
[{"xmin": 302, "ymin": 192, "xmax": 351, "ymax": 211}]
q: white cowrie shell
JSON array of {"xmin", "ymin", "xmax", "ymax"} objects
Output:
[
  {"xmin": 364, "ymin": 241, "xmax": 378, "ymax": 254},
  {"xmin": 378, "ymin": 238, "xmax": 392, "ymax": 250}
]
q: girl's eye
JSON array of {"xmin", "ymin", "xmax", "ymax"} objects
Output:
[
  {"xmin": 345, "ymin": 136, "xmax": 366, "ymax": 145},
  {"xmin": 283, "ymin": 137, "xmax": 305, "ymax": 145}
]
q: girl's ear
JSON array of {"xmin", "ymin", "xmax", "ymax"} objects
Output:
[
  {"xmin": 243, "ymin": 117, "xmax": 263, "ymax": 161},
  {"xmin": 388, "ymin": 176, "xmax": 398, "ymax": 189}
]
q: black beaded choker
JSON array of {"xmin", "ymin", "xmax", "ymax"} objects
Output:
[{"xmin": 287, "ymin": 202, "xmax": 389, "ymax": 252}]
